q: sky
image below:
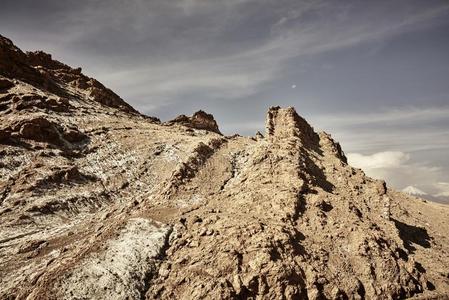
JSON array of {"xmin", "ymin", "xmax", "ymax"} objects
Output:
[{"xmin": 1, "ymin": 0, "xmax": 449, "ymax": 202}]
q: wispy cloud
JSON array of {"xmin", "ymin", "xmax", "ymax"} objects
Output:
[
  {"xmin": 347, "ymin": 150, "xmax": 447, "ymax": 199},
  {"xmin": 347, "ymin": 151, "xmax": 410, "ymax": 169},
  {"xmin": 6, "ymin": 0, "xmax": 445, "ymax": 112},
  {"xmin": 2, "ymin": 1, "xmax": 448, "ymax": 109},
  {"xmin": 94, "ymin": 1, "xmax": 449, "ymax": 110},
  {"xmin": 313, "ymin": 106, "xmax": 449, "ymax": 127},
  {"xmin": 309, "ymin": 105, "xmax": 449, "ymax": 154},
  {"xmin": 434, "ymin": 182, "xmax": 449, "ymax": 198}
]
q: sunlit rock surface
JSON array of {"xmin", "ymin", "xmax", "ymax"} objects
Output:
[{"xmin": 1, "ymin": 35, "xmax": 448, "ymax": 300}]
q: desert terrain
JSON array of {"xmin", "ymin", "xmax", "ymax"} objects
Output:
[{"xmin": 1, "ymin": 34, "xmax": 448, "ymax": 299}]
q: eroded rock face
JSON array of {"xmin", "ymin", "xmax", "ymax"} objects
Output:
[
  {"xmin": 0, "ymin": 34, "xmax": 136, "ymax": 113},
  {"xmin": 0, "ymin": 36, "xmax": 44, "ymax": 86},
  {"xmin": 266, "ymin": 106, "xmax": 316, "ymax": 142},
  {"xmin": 167, "ymin": 110, "xmax": 222, "ymax": 134},
  {"xmin": 1, "ymin": 35, "xmax": 449, "ymax": 300},
  {"xmin": 146, "ymin": 107, "xmax": 431, "ymax": 300},
  {"xmin": 0, "ymin": 116, "xmax": 87, "ymax": 149},
  {"xmin": 48, "ymin": 219, "xmax": 171, "ymax": 300}
]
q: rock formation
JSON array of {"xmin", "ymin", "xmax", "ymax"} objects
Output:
[
  {"xmin": 1, "ymin": 35, "xmax": 448, "ymax": 300},
  {"xmin": 167, "ymin": 110, "xmax": 222, "ymax": 134}
]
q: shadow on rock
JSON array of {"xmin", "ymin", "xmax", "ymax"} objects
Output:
[{"xmin": 393, "ymin": 219, "xmax": 432, "ymax": 253}]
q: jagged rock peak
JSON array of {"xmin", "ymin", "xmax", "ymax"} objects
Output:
[
  {"xmin": 265, "ymin": 106, "xmax": 349, "ymax": 164},
  {"xmin": 0, "ymin": 34, "xmax": 137, "ymax": 114},
  {"xmin": 167, "ymin": 110, "xmax": 221, "ymax": 134},
  {"xmin": 265, "ymin": 106, "xmax": 317, "ymax": 142}
]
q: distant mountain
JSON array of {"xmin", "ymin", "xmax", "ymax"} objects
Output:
[
  {"xmin": 401, "ymin": 186, "xmax": 449, "ymax": 204},
  {"xmin": 402, "ymin": 185, "xmax": 427, "ymax": 196}
]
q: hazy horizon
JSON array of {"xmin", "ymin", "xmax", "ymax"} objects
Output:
[{"xmin": 1, "ymin": 0, "xmax": 448, "ymax": 202}]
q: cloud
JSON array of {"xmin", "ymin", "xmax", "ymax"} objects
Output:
[
  {"xmin": 347, "ymin": 151, "xmax": 447, "ymax": 199},
  {"xmin": 433, "ymin": 182, "xmax": 449, "ymax": 197},
  {"xmin": 2, "ymin": 0, "xmax": 448, "ymax": 113},
  {"xmin": 98, "ymin": 59, "xmax": 275, "ymax": 112},
  {"xmin": 93, "ymin": 1, "xmax": 449, "ymax": 114},
  {"xmin": 314, "ymin": 106, "xmax": 449, "ymax": 127},
  {"xmin": 435, "ymin": 191, "xmax": 449, "ymax": 197},
  {"xmin": 347, "ymin": 151, "xmax": 410, "ymax": 170},
  {"xmin": 310, "ymin": 106, "xmax": 449, "ymax": 153}
]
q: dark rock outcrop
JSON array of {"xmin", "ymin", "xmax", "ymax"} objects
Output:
[
  {"xmin": 0, "ymin": 34, "xmax": 137, "ymax": 114},
  {"xmin": 0, "ymin": 116, "xmax": 87, "ymax": 148},
  {"xmin": 167, "ymin": 110, "xmax": 221, "ymax": 134},
  {"xmin": 0, "ymin": 77, "xmax": 14, "ymax": 90}
]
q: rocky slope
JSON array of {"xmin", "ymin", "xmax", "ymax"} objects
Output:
[{"xmin": 0, "ymin": 35, "xmax": 448, "ymax": 300}]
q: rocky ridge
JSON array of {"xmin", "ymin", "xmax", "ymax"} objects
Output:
[{"xmin": 1, "ymin": 35, "xmax": 448, "ymax": 299}]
